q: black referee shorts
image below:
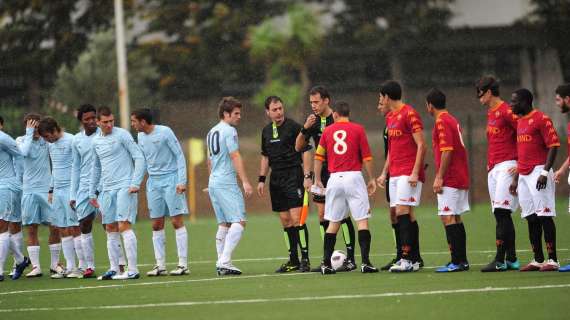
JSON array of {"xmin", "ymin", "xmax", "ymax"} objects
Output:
[
  {"xmin": 269, "ymin": 166, "xmax": 304, "ymax": 212},
  {"xmin": 313, "ymin": 166, "xmax": 330, "ymax": 204}
]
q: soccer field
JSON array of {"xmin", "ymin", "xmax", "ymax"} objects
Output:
[{"xmin": 1, "ymin": 202, "xmax": 570, "ymax": 320}]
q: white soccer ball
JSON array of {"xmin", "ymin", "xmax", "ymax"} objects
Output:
[{"xmin": 331, "ymin": 250, "xmax": 347, "ymax": 270}]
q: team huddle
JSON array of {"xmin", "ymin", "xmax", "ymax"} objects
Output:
[{"xmin": 1, "ymin": 78, "xmax": 570, "ymax": 282}]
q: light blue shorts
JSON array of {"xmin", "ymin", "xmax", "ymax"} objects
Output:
[
  {"xmin": 21, "ymin": 192, "xmax": 52, "ymax": 226},
  {"xmin": 51, "ymin": 187, "xmax": 79, "ymax": 228},
  {"xmin": 99, "ymin": 188, "xmax": 138, "ymax": 225},
  {"xmin": 75, "ymin": 190, "xmax": 98, "ymax": 220},
  {"xmin": 147, "ymin": 174, "xmax": 188, "ymax": 219},
  {"xmin": 0, "ymin": 188, "xmax": 21, "ymax": 222},
  {"xmin": 208, "ymin": 185, "xmax": 246, "ymax": 224}
]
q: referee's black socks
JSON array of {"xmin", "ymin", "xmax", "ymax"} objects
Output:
[
  {"xmin": 284, "ymin": 227, "xmax": 300, "ymax": 264},
  {"xmin": 323, "ymin": 233, "xmax": 336, "ymax": 267},
  {"xmin": 341, "ymin": 218, "xmax": 356, "ymax": 261},
  {"xmin": 358, "ymin": 229, "xmax": 371, "ymax": 265},
  {"xmin": 526, "ymin": 214, "xmax": 544, "ymax": 263},
  {"xmin": 297, "ymin": 225, "xmax": 310, "ymax": 260},
  {"xmin": 319, "ymin": 220, "xmax": 329, "ymax": 240}
]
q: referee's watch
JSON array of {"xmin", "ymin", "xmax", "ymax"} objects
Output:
[{"xmin": 304, "ymin": 172, "xmax": 314, "ymax": 180}]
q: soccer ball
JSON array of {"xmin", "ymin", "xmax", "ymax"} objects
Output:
[{"xmin": 331, "ymin": 250, "xmax": 347, "ymax": 270}]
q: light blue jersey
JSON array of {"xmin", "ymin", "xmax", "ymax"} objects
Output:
[
  {"xmin": 48, "ymin": 132, "xmax": 74, "ymax": 190},
  {"xmin": 207, "ymin": 121, "xmax": 240, "ymax": 188},
  {"xmin": 90, "ymin": 127, "xmax": 146, "ymax": 198},
  {"xmin": 137, "ymin": 125, "xmax": 186, "ymax": 184},
  {"xmin": 0, "ymin": 130, "xmax": 22, "ymax": 190},
  {"xmin": 18, "ymin": 128, "xmax": 51, "ymax": 194},
  {"xmin": 70, "ymin": 128, "xmax": 99, "ymax": 200}
]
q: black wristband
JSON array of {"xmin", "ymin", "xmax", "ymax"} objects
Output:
[
  {"xmin": 258, "ymin": 175, "xmax": 266, "ymax": 183},
  {"xmin": 304, "ymin": 172, "xmax": 314, "ymax": 179}
]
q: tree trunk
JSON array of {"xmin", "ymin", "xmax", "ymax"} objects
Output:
[
  {"xmin": 297, "ymin": 63, "xmax": 310, "ymax": 123},
  {"xmin": 26, "ymin": 77, "xmax": 41, "ymax": 111}
]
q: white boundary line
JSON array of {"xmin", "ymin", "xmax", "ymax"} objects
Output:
[{"xmin": 2, "ymin": 283, "xmax": 569, "ymax": 313}]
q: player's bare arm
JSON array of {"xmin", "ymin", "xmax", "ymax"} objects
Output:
[
  {"xmin": 554, "ymin": 157, "xmax": 569, "ymax": 183},
  {"xmin": 363, "ymin": 159, "xmax": 376, "ymax": 196},
  {"xmin": 377, "ymin": 151, "xmax": 389, "ymax": 188},
  {"xmin": 409, "ymin": 131, "xmax": 426, "ymax": 187},
  {"xmin": 257, "ymin": 155, "xmax": 269, "ymax": 197},
  {"xmin": 230, "ymin": 150, "xmax": 253, "ymax": 198},
  {"xmin": 433, "ymin": 151, "xmax": 452, "ymax": 194},
  {"xmin": 537, "ymin": 146, "xmax": 558, "ymax": 190},
  {"xmin": 509, "ymin": 172, "xmax": 519, "ymax": 196}
]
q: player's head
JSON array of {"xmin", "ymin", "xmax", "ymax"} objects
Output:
[
  {"xmin": 332, "ymin": 101, "xmax": 350, "ymax": 120},
  {"xmin": 555, "ymin": 83, "xmax": 570, "ymax": 114},
  {"xmin": 23, "ymin": 113, "xmax": 41, "ymax": 138},
  {"xmin": 264, "ymin": 96, "xmax": 285, "ymax": 124},
  {"xmin": 309, "ymin": 85, "xmax": 331, "ymax": 116},
  {"xmin": 130, "ymin": 108, "xmax": 154, "ymax": 132},
  {"xmin": 379, "ymin": 80, "xmax": 402, "ymax": 109},
  {"xmin": 218, "ymin": 96, "xmax": 242, "ymax": 126},
  {"xmin": 425, "ymin": 88, "xmax": 446, "ymax": 116},
  {"xmin": 97, "ymin": 106, "xmax": 115, "ymax": 135},
  {"xmin": 476, "ymin": 76, "xmax": 500, "ymax": 106},
  {"xmin": 38, "ymin": 116, "xmax": 62, "ymax": 143},
  {"xmin": 510, "ymin": 88, "xmax": 533, "ymax": 116},
  {"xmin": 77, "ymin": 104, "xmax": 98, "ymax": 133}
]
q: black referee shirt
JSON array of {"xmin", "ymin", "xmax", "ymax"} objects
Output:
[{"xmin": 261, "ymin": 118, "xmax": 310, "ymax": 171}]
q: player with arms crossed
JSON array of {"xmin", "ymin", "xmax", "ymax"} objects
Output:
[
  {"xmin": 509, "ymin": 89, "xmax": 560, "ymax": 272},
  {"xmin": 377, "ymin": 80, "xmax": 425, "ymax": 272},
  {"xmin": 207, "ymin": 97, "xmax": 252, "ymax": 276},
  {"xmin": 476, "ymin": 76, "xmax": 520, "ymax": 272},
  {"xmin": 426, "ymin": 89, "xmax": 470, "ymax": 272},
  {"xmin": 314, "ymin": 102, "xmax": 378, "ymax": 275},
  {"xmin": 257, "ymin": 96, "xmax": 312, "ymax": 272},
  {"xmin": 295, "ymin": 86, "xmax": 357, "ymax": 272},
  {"xmin": 90, "ymin": 106, "xmax": 146, "ymax": 280},
  {"xmin": 131, "ymin": 108, "xmax": 190, "ymax": 276}
]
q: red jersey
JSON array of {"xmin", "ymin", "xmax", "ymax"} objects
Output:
[
  {"xmin": 315, "ymin": 120, "xmax": 372, "ymax": 173},
  {"xmin": 386, "ymin": 104, "xmax": 425, "ymax": 182},
  {"xmin": 487, "ymin": 102, "xmax": 518, "ymax": 171},
  {"xmin": 516, "ymin": 110, "xmax": 560, "ymax": 175},
  {"xmin": 432, "ymin": 111, "xmax": 469, "ymax": 189}
]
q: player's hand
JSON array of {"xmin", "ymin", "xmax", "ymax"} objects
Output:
[
  {"xmin": 303, "ymin": 114, "xmax": 317, "ymax": 129},
  {"xmin": 48, "ymin": 192, "xmax": 53, "ymax": 204},
  {"xmin": 89, "ymin": 198, "xmax": 100, "ymax": 208},
  {"xmin": 257, "ymin": 182, "xmax": 265, "ymax": 197},
  {"xmin": 176, "ymin": 184, "xmax": 187, "ymax": 194},
  {"xmin": 554, "ymin": 169, "xmax": 564, "ymax": 184},
  {"xmin": 243, "ymin": 182, "xmax": 253, "ymax": 199},
  {"xmin": 303, "ymin": 177, "xmax": 312, "ymax": 190},
  {"xmin": 367, "ymin": 179, "xmax": 377, "ymax": 196},
  {"xmin": 509, "ymin": 181, "xmax": 518, "ymax": 196},
  {"xmin": 315, "ymin": 180, "xmax": 324, "ymax": 190},
  {"xmin": 408, "ymin": 173, "xmax": 419, "ymax": 188},
  {"xmin": 376, "ymin": 174, "xmax": 387, "ymax": 189},
  {"xmin": 128, "ymin": 186, "xmax": 140, "ymax": 194},
  {"xmin": 507, "ymin": 166, "xmax": 518, "ymax": 175},
  {"xmin": 69, "ymin": 200, "xmax": 76, "ymax": 211},
  {"xmin": 536, "ymin": 175, "xmax": 548, "ymax": 191},
  {"xmin": 433, "ymin": 176, "xmax": 444, "ymax": 194},
  {"xmin": 26, "ymin": 119, "xmax": 39, "ymax": 130}
]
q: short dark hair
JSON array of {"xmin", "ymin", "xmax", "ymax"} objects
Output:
[
  {"xmin": 476, "ymin": 76, "xmax": 500, "ymax": 97},
  {"xmin": 333, "ymin": 101, "xmax": 350, "ymax": 117},
  {"xmin": 555, "ymin": 83, "xmax": 570, "ymax": 98},
  {"xmin": 23, "ymin": 113, "xmax": 41, "ymax": 126},
  {"xmin": 218, "ymin": 97, "xmax": 242, "ymax": 119},
  {"xmin": 37, "ymin": 116, "xmax": 61, "ymax": 135},
  {"xmin": 0, "ymin": 116, "xmax": 3, "ymax": 126},
  {"xmin": 514, "ymin": 88, "xmax": 533, "ymax": 106},
  {"xmin": 97, "ymin": 106, "xmax": 113, "ymax": 119},
  {"xmin": 264, "ymin": 96, "xmax": 283, "ymax": 110},
  {"xmin": 309, "ymin": 85, "xmax": 331, "ymax": 101},
  {"xmin": 426, "ymin": 88, "xmax": 446, "ymax": 109},
  {"xmin": 131, "ymin": 108, "xmax": 153, "ymax": 124},
  {"xmin": 379, "ymin": 80, "xmax": 402, "ymax": 100},
  {"xmin": 77, "ymin": 104, "xmax": 97, "ymax": 121}
]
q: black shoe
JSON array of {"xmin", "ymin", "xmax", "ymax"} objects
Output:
[
  {"xmin": 320, "ymin": 263, "xmax": 336, "ymax": 275},
  {"xmin": 462, "ymin": 261, "xmax": 470, "ymax": 271},
  {"xmin": 361, "ymin": 263, "xmax": 379, "ymax": 273},
  {"xmin": 275, "ymin": 261, "xmax": 300, "ymax": 273},
  {"xmin": 336, "ymin": 259, "xmax": 357, "ymax": 272},
  {"xmin": 480, "ymin": 260, "xmax": 506, "ymax": 272},
  {"xmin": 299, "ymin": 259, "xmax": 310, "ymax": 272},
  {"xmin": 380, "ymin": 258, "xmax": 398, "ymax": 271},
  {"xmin": 417, "ymin": 257, "xmax": 425, "ymax": 268}
]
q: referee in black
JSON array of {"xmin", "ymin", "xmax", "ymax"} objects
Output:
[{"xmin": 257, "ymin": 96, "xmax": 312, "ymax": 272}]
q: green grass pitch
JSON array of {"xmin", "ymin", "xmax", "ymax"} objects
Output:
[{"xmin": 1, "ymin": 202, "xmax": 570, "ymax": 319}]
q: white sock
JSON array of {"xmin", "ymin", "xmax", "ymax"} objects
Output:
[
  {"xmin": 152, "ymin": 229, "xmax": 166, "ymax": 269},
  {"xmin": 0, "ymin": 232, "xmax": 9, "ymax": 274},
  {"xmin": 28, "ymin": 245, "xmax": 41, "ymax": 270},
  {"xmin": 220, "ymin": 223, "xmax": 244, "ymax": 266},
  {"xmin": 9, "ymin": 231, "xmax": 24, "ymax": 264},
  {"xmin": 122, "ymin": 229, "xmax": 138, "ymax": 274},
  {"xmin": 81, "ymin": 232, "xmax": 95, "ymax": 269},
  {"xmin": 74, "ymin": 236, "xmax": 86, "ymax": 270},
  {"xmin": 118, "ymin": 241, "xmax": 127, "ymax": 266},
  {"xmin": 61, "ymin": 236, "xmax": 77, "ymax": 271},
  {"xmin": 106, "ymin": 232, "xmax": 120, "ymax": 272},
  {"xmin": 175, "ymin": 226, "xmax": 188, "ymax": 268},
  {"xmin": 215, "ymin": 225, "xmax": 229, "ymax": 265},
  {"xmin": 49, "ymin": 243, "xmax": 61, "ymax": 270}
]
